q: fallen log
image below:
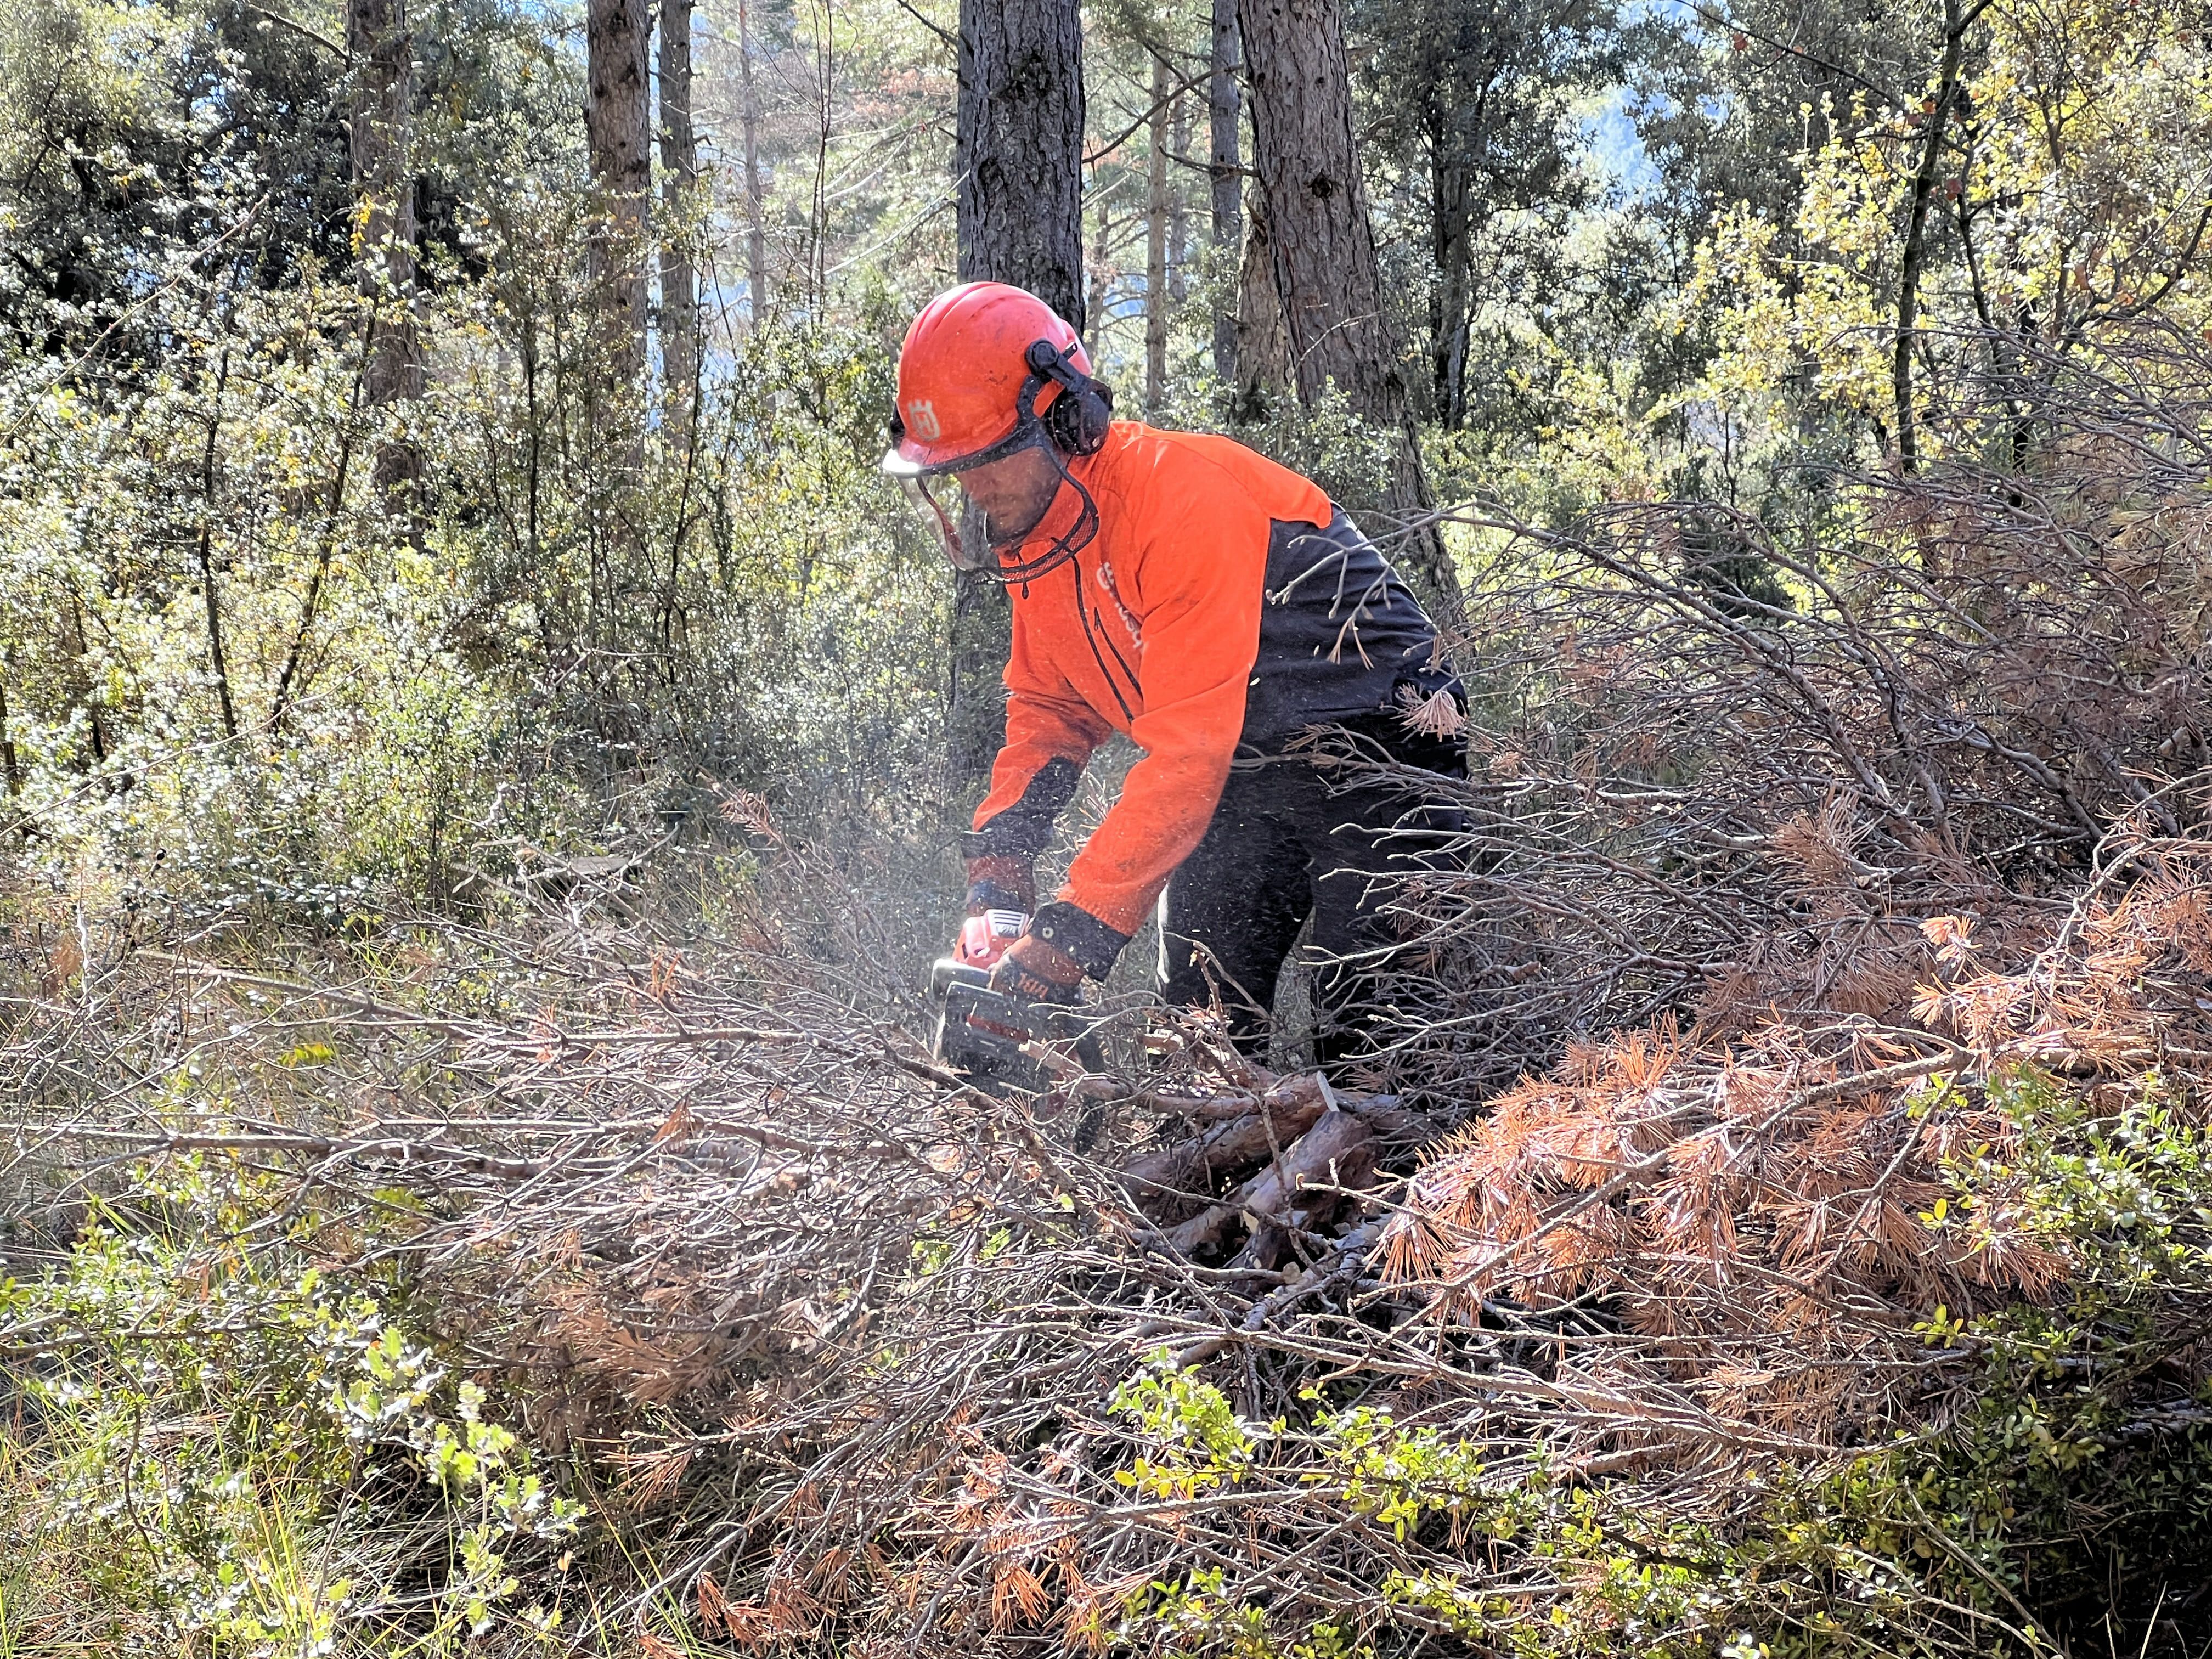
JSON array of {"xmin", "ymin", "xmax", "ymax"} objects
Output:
[
  {"xmin": 1116, "ymin": 1073, "xmax": 1330, "ymax": 1203},
  {"xmin": 1165, "ymin": 1108, "xmax": 1378, "ymax": 1260}
]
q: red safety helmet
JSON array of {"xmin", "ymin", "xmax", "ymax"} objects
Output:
[
  {"xmin": 882, "ymin": 281, "xmax": 1094, "ymax": 477},
  {"xmin": 883, "ymin": 281, "xmax": 1113, "ymax": 580}
]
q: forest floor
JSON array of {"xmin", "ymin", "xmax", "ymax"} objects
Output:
[{"xmin": 5, "ymin": 793, "xmax": 2212, "ymax": 1656}]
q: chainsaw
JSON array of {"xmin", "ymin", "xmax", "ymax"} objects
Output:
[{"xmin": 929, "ymin": 909, "xmax": 1108, "ymax": 1122}]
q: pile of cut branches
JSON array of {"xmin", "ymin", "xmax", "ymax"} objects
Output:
[
  {"xmin": 6, "ymin": 818, "xmax": 2212, "ymax": 1653},
  {"xmin": 1358, "ymin": 320, "xmax": 2212, "ymax": 1105}
]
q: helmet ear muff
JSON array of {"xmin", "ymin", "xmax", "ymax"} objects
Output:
[
  {"xmin": 1045, "ymin": 376, "xmax": 1114, "ymax": 455},
  {"xmin": 1022, "ymin": 338, "xmax": 1114, "ymax": 456}
]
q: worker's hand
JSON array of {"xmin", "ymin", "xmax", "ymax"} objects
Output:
[
  {"xmin": 989, "ymin": 932, "xmax": 1086, "ymax": 1004},
  {"xmin": 964, "ymin": 852, "xmax": 1035, "ymax": 916}
]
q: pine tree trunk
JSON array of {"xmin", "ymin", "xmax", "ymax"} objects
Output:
[
  {"xmin": 1233, "ymin": 189, "xmax": 1290, "ymax": 416},
  {"xmin": 949, "ymin": 0, "xmax": 1086, "ymax": 789},
  {"xmin": 739, "ymin": 0, "xmax": 769, "ymax": 321},
  {"xmin": 1207, "ymin": 0, "xmax": 1242, "ymax": 383},
  {"xmin": 1430, "ymin": 142, "xmax": 1472, "ymax": 430},
  {"xmin": 1237, "ymin": 0, "xmax": 1389, "ymax": 410},
  {"xmin": 347, "ymin": 0, "xmax": 423, "ymax": 501},
  {"xmin": 1238, "ymin": 0, "xmax": 1459, "ymax": 615},
  {"xmin": 1145, "ymin": 53, "xmax": 1170, "ymax": 411},
  {"xmin": 955, "ymin": 0, "xmax": 1086, "ymax": 330},
  {"xmin": 1170, "ymin": 91, "xmax": 1190, "ymax": 304},
  {"xmin": 658, "ymin": 0, "xmax": 699, "ymax": 432},
  {"xmin": 586, "ymin": 0, "xmax": 651, "ymax": 382},
  {"xmin": 1094, "ymin": 188, "xmax": 1111, "ymax": 302}
]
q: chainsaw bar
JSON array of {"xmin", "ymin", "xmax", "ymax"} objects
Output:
[{"xmin": 928, "ymin": 960, "xmax": 1108, "ymax": 1145}]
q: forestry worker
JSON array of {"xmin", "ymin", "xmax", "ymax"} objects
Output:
[{"xmin": 885, "ymin": 280, "xmax": 1465, "ymax": 1070}]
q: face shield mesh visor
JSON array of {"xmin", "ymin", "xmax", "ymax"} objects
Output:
[
  {"xmin": 896, "ymin": 469, "xmax": 1004, "ymax": 572},
  {"xmin": 888, "ymin": 421, "xmax": 1076, "ymax": 574}
]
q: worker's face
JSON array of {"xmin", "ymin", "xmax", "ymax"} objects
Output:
[{"xmin": 952, "ymin": 440, "xmax": 1064, "ymax": 549}]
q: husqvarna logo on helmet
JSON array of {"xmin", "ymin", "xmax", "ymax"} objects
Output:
[{"xmin": 906, "ymin": 400, "xmax": 942, "ymax": 441}]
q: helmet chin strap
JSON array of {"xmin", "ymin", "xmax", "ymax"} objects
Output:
[
  {"xmin": 974, "ymin": 354, "xmax": 1101, "ymax": 584},
  {"xmin": 981, "ymin": 440, "xmax": 1098, "ymax": 586}
]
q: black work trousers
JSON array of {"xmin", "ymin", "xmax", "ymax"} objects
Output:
[{"xmin": 1158, "ymin": 717, "xmax": 1465, "ymax": 1074}]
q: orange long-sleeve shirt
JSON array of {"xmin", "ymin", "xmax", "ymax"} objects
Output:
[{"xmin": 970, "ymin": 422, "xmax": 1443, "ymax": 942}]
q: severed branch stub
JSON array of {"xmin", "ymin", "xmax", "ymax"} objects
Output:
[
  {"xmin": 1084, "ymin": 1045, "xmax": 1404, "ymax": 1266},
  {"xmin": 1162, "ymin": 1105, "xmax": 1378, "ymax": 1263}
]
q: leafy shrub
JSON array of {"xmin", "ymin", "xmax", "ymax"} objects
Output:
[{"xmin": 0, "ymin": 1156, "xmax": 580, "ymax": 1653}]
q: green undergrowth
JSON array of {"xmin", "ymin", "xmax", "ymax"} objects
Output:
[{"xmin": 0, "ymin": 1158, "xmax": 579, "ymax": 1655}]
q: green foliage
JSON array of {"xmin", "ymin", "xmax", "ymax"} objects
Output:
[
  {"xmin": 0, "ymin": 1156, "xmax": 580, "ymax": 1650},
  {"xmin": 1895, "ymin": 1072, "xmax": 2212, "ymax": 1629},
  {"xmin": 1111, "ymin": 1353, "xmax": 1279, "ymax": 1499}
]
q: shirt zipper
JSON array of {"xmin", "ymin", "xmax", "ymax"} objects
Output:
[{"xmin": 1070, "ymin": 559, "xmax": 1138, "ymax": 723}]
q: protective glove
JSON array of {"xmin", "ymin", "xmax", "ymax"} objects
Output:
[
  {"xmin": 988, "ymin": 931, "xmax": 1086, "ymax": 1004},
  {"xmin": 964, "ymin": 852, "xmax": 1035, "ymax": 916}
]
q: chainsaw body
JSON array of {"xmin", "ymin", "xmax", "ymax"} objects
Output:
[{"xmin": 929, "ymin": 910, "xmax": 1107, "ymax": 1108}]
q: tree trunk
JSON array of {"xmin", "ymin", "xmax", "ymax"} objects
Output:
[
  {"xmin": 0, "ymin": 675, "xmax": 19, "ymax": 803},
  {"xmin": 658, "ymin": 0, "xmax": 699, "ymax": 430},
  {"xmin": 1429, "ymin": 132, "xmax": 1472, "ymax": 430},
  {"xmin": 64, "ymin": 595, "xmax": 106, "ymax": 766},
  {"xmin": 1237, "ymin": 0, "xmax": 1390, "ymax": 411},
  {"xmin": 1239, "ymin": 0, "xmax": 1459, "ymax": 614},
  {"xmin": 1233, "ymin": 189, "xmax": 1290, "ymax": 416},
  {"xmin": 739, "ymin": 0, "xmax": 769, "ymax": 321},
  {"xmin": 1094, "ymin": 185, "xmax": 1111, "ymax": 307},
  {"xmin": 198, "ymin": 344, "xmax": 239, "ymax": 742},
  {"xmin": 949, "ymin": 0, "xmax": 1087, "ymax": 788},
  {"xmin": 1207, "ymin": 0, "xmax": 1241, "ymax": 382},
  {"xmin": 1145, "ymin": 53, "xmax": 1170, "ymax": 411},
  {"xmin": 956, "ymin": 0, "xmax": 1087, "ymax": 330},
  {"xmin": 586, "ymin": 0, "xmax": 651, "ymax": 382},
  {"xmin": 947, "ymin": 572, "xmax": 1013, "ymax": 803},
  {"xmin": 347, "ymin": 0, "xmax": 423, "ymax": 501},
  {"xmin": 1895, "ymin": 0, "xmax": 1976, "ymax": 475},
  {"xmin": 1170, "ymin": 90, "xmax": 1190, "ymax": 304}
]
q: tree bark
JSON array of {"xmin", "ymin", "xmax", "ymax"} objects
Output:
[
  {"xmin": 738, "ymin": 0, "xmax": 769, "ymax": 321},
  {"xmin": 0, "ymin": 675, "xmax": 19, "ymax": 803},
  {"xmin": 197, "ymin": 344, "xmax": 239, "ymax": 742},
  {"xmin": 1233, "ymin": 188, "xmax": 1290, "ymax": 415},
  {"xmin": 1429, "ymin": 135, "xmax": 1472, "ymax": 429},
  {"xmin": 658, "ymin": 0, "xmax": 699, "ymax": 430},
  {"xmin": 1237, "ymin": 0, "xmax": 1390, "ymax": 411},
  {"xmin": 956, "ymin": 0, "xmax": 1087, "ymax": 330},
  {"xmin": 1094, "ymin": 183, "xmax": 1111, "ymax": 306},
  {"xmin": 586, "ymin": 0, "xmax": 651, "ymax": 382},
  {"xmin": 1170, "ymin": 90, "xmax": 1190, "ymax": 304},
  {"xmin": 1145, "ymin": 53, "xmax": 1171, "ymax": 411},
  {"xmin": 949, "ymin": 0, "xmax": 1087, "ymax": 788},
  {"xmin": 946, "ymin": 572, "xmax": 1013, "ymax": 801},
  {"xmin": 347, "ymin": 0, "xmax": 423, "ymax": 500},
  {"xmin": 1208, "ymin": 0, "xmax": 1242, "ymax": 382},
  {"xmin": 1238, "ymin": 0, "xmax": 1459, "ymax": 614}
]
